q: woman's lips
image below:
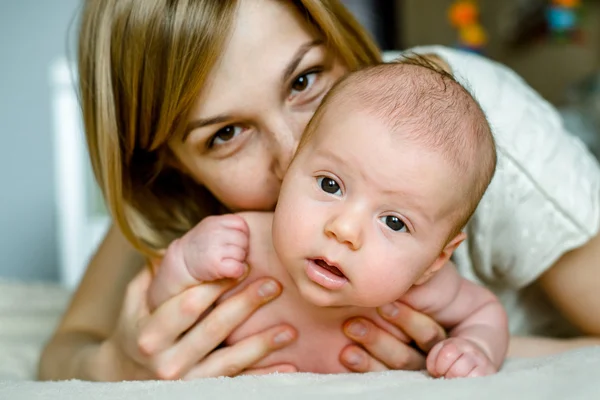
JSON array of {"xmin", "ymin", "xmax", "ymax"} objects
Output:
[{"xmin": 304, "ymin": 259, "xmax": 348, "ymax": 290}]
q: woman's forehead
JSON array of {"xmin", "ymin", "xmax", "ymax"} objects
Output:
[{"xmin": 193, "ymin": 0, "xmax": 321, "ymax": 115}]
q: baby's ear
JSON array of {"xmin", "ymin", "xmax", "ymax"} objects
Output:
[{"xmin": 414, "ymin": 232, "xmax": 466, "ymax": 285}]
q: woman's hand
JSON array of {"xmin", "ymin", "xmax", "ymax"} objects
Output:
[
  {"xmin": 339, "ymin": 302, "xmax": 446, "ymax": 372},
  {"xmin": 39, "ymin": 224, "xmax": 297, "ymax": 381},
  {"xmin": 98, "ymin": 268, "xmax": 298, "ymax": 380}
]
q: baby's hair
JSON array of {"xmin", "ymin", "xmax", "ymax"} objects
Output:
[{"xmin": 300, "ymin": 54, "xmax": 497, "ymax": 238}]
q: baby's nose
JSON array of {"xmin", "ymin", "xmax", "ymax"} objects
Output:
[{"xmin": 324, "ymin": 213, "xmax": 362, "ymax": 251}]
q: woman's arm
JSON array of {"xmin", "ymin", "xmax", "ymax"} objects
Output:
[
  {"xmin": 38, "ymin": 223, "xmax": 297, "ymax": 381},
  {"xmin": 508, "ymin": 231, "xmax": 600, "ymax": 357},
  {"xmin": 38, "ymin": 224, "xmax": 144, "ymax": 380}
]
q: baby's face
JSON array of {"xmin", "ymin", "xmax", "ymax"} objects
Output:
[{"xmin": 273, "ymin": 107, "xmax": 463, "ymax": 307}]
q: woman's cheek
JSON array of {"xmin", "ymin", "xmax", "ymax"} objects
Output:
[{"xmin": 216, "ymin": 158, "xmax": 280, "ymax": 211}]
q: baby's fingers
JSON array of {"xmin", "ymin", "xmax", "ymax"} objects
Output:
[
  {"xmin": 467, "ymin": 362, "xmax": 496, "ymax": 378},
  {"xmin": 218, "ymin": 214, "xmax": 250, "ymax": 235},
  {"xmin": 441, "ymin": 353, "xmax": 477, "ymax": 379}
]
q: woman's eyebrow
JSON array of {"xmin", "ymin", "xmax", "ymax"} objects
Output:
[
  {"xmin": 281, "ymin": 39, "xmax": 324, "ymax": 84},
  {"xmin": 183, "ymin": 114, "xmax": 231, "ymax": 142},
  {"xmin": 183, "ymin": 40, "xmax": 324, "ymax": 142}
]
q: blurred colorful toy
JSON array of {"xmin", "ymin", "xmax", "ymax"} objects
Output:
[
  {"xmin": 546, "ymin": 0, "xmax": 583, "ymax": 43},
  {"xmin": 448, "ymin": 0, "xmax": 487, "ymax": 53}
]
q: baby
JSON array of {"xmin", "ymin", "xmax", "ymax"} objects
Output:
[{"xmin": 148, "ymin": 56, "xmax": 508, "ymax": 378}]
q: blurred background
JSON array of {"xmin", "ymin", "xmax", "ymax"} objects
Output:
[{"xmin": 1, "ymin": 0, "xmax": 599, "ymax": 286}]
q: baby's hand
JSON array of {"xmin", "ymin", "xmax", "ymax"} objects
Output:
[
  {"xmin": 148, "ymin": 214, "xmax": 250, "ymax": 310},
  {"xmin": 426, "ymin": 337, "xmax": 497, "ymax": 379}
]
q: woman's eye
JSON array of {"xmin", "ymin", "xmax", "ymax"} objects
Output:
[
  {"xmin": 380, "ymin": 216, "xmax": 407, "ymax": 232},
  {"xmin": 317, "ymin": 176, "xmax": 342, "ymax": 196},
  {"xmin": 209, "ymin": 125, "xmax": 242, "ymax": 147},
  {"xmin": 291, "ymin": 71, "xmax": 317, "ymax": 95}
]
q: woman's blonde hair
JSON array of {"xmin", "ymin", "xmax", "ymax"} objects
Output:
[{"xmin": 78, "ymin": 0, "xmax": 381, "ymax": 257}]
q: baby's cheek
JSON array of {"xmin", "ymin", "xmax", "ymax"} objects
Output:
[{"xmin": 351, "ymin": 276, "xmax": 401, "ymax": 308}]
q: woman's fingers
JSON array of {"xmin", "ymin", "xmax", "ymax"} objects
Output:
[
  {"xmin": 342, "ymin": 317, "xmax": 426, "ymax": 371},
  {"xmin": 137, "ymin": 278, "xmax": 238, "ymax": 357},
  {"xmin": 122, "ymin": 267, "xmax": 153, "ymax": 318},
  {"xmin": 378, "ymin": 302, "xmax": 446, "ymax": 353},
  {"xmin": 183, "ymin": 324, "xmax": 297, "ymax": 379},
  {"xmin": 156, "ymin": 278, "xmax": 284, "ymax": 378},
  {"xmin": 339, "ymin": 345, "xmax": 388, "ymax": 373}
]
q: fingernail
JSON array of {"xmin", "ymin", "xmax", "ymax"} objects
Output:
[
  {"xmin": 344, "ymin": 351, "xmax": 363, "ymax": 366},
  {"xmin": 258, "ymin": 280, "xmax": 279, "ymax": 298},
  {"xmin": 273, "ymin": 330, "xmax": 294, "ymax": 345},
  {"xmin": 347, "ymin": 321, "xmax": 367, "ymax": 337},
  {"xmin": 236, "ymin": 264, "xmax": 250, "ymax": 282},
  {"xmin": 379, "ymin": 303, "xmax": 399, "ymax": 318}
]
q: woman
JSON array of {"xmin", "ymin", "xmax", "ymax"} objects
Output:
[{"xmin": 39, "ymin": 0, "xmax": 600, "ymax": 381}]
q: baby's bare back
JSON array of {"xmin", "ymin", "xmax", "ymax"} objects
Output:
[{"xmin": 219, "ymin": 212, "xmax": 406, "ymax": 373}]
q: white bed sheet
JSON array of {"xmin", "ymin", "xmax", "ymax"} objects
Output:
[{"xmin": 1, "ymin": 280, "xmax": 599, "ymax": 399}]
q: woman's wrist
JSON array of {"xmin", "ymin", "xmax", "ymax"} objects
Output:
[
  {"xmin": 80, "ymin": 339, "xmax": 122, "ymax": 381},
  {"xmin": 38, "ymin": 332, "xmax": 111, "ymax": 381},
  {"xmin": 508, "ymin": 336, "xmax": 600, "ymax": 358}
]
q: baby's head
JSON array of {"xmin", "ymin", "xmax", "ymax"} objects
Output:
[{"xmin": 273, "ymin": 56, "xmax": 496, "ymax": 307}]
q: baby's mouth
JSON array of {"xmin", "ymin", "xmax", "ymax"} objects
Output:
[
  {"xmin": 305, "ymin": 258, "xmax": 348, "ymax": 290},
  {"xmin": 314, "ymin": 259, "xmax": 346, "ymax": 278}
]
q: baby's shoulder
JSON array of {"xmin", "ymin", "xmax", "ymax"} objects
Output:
[{"xmin": 401, "ymin": 262, "xmax": 462, "ymax": 311}]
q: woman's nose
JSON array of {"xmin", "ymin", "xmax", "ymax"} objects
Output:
[
  {"xmin": 267, "ymin": 117, "xmax": 300, "ymax": 181},
  {"xmin": 273, "ymin": 141, "xmax": 296, "ymax": 181},
  {"xmin": 324, "ymin": 211, "xmax": 363, "ymax": 251}
]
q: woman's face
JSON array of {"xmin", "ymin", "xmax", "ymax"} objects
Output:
[{"xmin": 169, "ymin": 0, "xmax": 346, "ymax": 211}]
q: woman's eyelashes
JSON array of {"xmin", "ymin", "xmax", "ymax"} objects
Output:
[
  {"xmin": 289, "ymin": 68, "xmax": 323, "ymax": 101},
  {"xmin": 379, "ymin": 215, "xmax": 408, "ymax": 233},
  {"xmin": 317, "ymin": 176, "xmax": 342, "ymax": 196},
  {"xmin": 203, "ymin": 68, "xmax": 324, "ymax": 151},
  {"xmin": 207, "ymin": 125, "xmax": 244, "ymax": 149}
]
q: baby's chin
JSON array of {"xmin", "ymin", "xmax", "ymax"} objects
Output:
[
  {"xmin": 292, "ymin": 279, "xmax": 346, "ymax": 308},
  {"xmin": 298, "ymin": 283, "xmax": 399, "ymax": 309},
  {"xmin": 293, "ymin": 280, "xmax": 373, "ymax": 309}
]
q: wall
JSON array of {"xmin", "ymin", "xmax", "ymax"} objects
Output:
[
  {"xmin": 0, "ymin": 0, "xmax": 82, "ymax": 281},
  {"xmin": 399, "ymin": 0, "xmax": 600, "ymax": 105}
]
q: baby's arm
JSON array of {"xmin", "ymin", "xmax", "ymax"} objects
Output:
[
  {"xmin": 402, "ymin": 262, "xmax": 508, "ymax": 378},
  {"xmin": 147, "ymin": 214, "xmax": 250, "ymax": 310}
]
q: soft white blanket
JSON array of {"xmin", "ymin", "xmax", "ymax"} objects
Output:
[{"xmin": 1, "ymin": 279, "xmax": 600, "ymax": 399}]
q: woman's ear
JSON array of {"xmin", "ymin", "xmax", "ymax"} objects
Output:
[{"xmin": 414, "ymin": 232, "xmax": 466, "ymax": 285}]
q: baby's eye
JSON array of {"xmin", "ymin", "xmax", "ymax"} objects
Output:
[
  {"xmin": 209, "ymin": 125, "xmax": 242, "ymax": 148},
  {"xmin": 380, "ymin": 216, "xmax": 407, "ymax": 232},
  {"xmin": 291, "ymin": 71, "xmax": 318, "ymax": 95},
  {"xmin": 317, "ymin": 176, "xmax": 342, "ymax": 196}
]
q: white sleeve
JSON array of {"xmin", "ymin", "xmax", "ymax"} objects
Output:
[{"xmin": 406, "ymin": 46, "xmax": 600, "ymax": 288}]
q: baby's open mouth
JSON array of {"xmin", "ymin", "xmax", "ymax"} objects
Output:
[
  {"xmin": 314, "ymin": 259, "xmax": 346, "ymax": 278},
  {"xmin": 305, "ymin": 258, "xmax": 348, "ymax": 290}
]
